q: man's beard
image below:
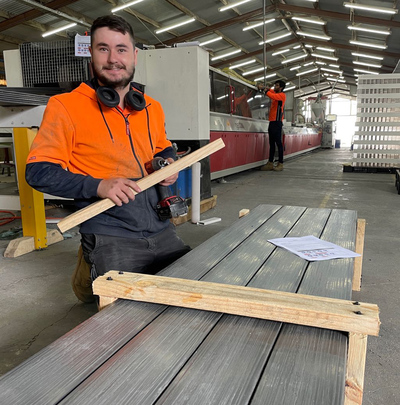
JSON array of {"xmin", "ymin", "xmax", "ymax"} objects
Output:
[{"xmin": 94, "ymin": 64, "xmax": 135, "ymax": 89}]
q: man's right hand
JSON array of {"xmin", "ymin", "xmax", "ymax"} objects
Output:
[{"xmin": 97, "ymin": 178, "xmax": 142, "ymax": 206}]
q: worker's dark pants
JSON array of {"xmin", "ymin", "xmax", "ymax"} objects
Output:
[
  {"xmin": 268, "ymin": 121, "xmax": 284, "ymax": 163},
  {"xmin": 81, "ymin": 224, "xmax": 190, "ymax": 281}
]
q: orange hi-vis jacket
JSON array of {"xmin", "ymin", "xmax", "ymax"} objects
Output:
[
  {"xmin": 266, "ymin": 89, "xmax": 286, "ymax": 122},
  {"xmin": 27, "ymin": 82, "xmax": 172, "ymax": 179},
  {"xmin": 26, "ymin": 82, "xmax": 175, "ymax": 238}
]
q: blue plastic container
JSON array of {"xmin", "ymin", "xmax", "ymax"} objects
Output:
[{"xmin": 169, "ymin": 167, "xmax": 192, "ymax": 199}]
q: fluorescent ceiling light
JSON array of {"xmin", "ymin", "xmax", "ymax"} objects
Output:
[
  {"xmin": 42, "ymin": 22, "xmax": 76, "ymax": 37},
  {"xmin": 315, "ymin": 61, "xmax": 326, "ymax": 65},
  {"xmin": 329, "ymin": 64, "xmax": 340, "ymax": 68},
  {"xmin": 254, "ymin": 73, "xmax": 277, "ymax": 81},
  {"xmin": 326, "ymin": 77, "xmax": 346, "ymax": 83},
  {"xmin": 292, "ymin": 17, "xmax": 326, "ymax": 25},
  {"xmin": 211, "ymin": 49, "xmax": 241, "ymax": 61},
  {"xmin": 259, "ymin": 32, "xmax": 292, "ymax": 45},
  {"xmin": 304, "ymin": 44, "xmax": 313, "ymax": 48},
  {"xmin": 303, "ymin": 62, "xmax": 314, "ymax": 66},
  {"xmin": 290, "ymin": 65, "xmax": 301, "ymax": 70},
  {"xmin": 311, "ymin": 53, "xmax": 338, "ymax": 61},
  {"xmin": 296, "ymin": 30, "xmax": 331, "ymax": 40},
  {"xmin": 199, "ymin": 36, "xmax": 223, "ymax": 46},
  {"xmin": 281, "ymin": 54, "xmax": 306, "ymax": 64},
  {"xmin": 284, "ymin": 85, "xmax": 296, "ymax": 91},
  {"xmin": 347, "ymin": 25, "xmax": 390, "ymax": 35},
  {"xmin": 351, "ymin": 52, "xmax": 383, "ymax": 61},
  {"xmin": 349, "ymin": 40, "xmax": 387, "ymax": 49},
  {"xmin": 219, "ymin": 0, "xmax": 253, "ymax": 12},
  {"xmin": 354, "ymin": 68, "xmax": 380, "ymax": 75},
  {"xmin": 243, "ymin": 18, "xmax": 275, "ymax": 31},
  {"xmin": 296, "ymin": 68, "xmax": 318, "ymax": 76},
  {"xmin": 217, "ymin": 94, "xmax": 228, "ymax": 100},
  {"xmin": 155, "ymin": 18, "xmax": 195, "ymax": 34},
  {"xmin": 243, "ymin": 66, "xmax": 265, "ymax": 76},
  {"xmin": 111, "ymin": 0, "xmax": 144, "ymax": 12},
  {"xmin": 272, "ymin": 49, "xmax": 290, "ymax": 56},
  {"xmin": 353, "ymin": 60, "xmax": 382, "ymax": 68},
  {"xmin": 316, "ymin": 46, "xmax": 335, "ymax": 52},
  {"xmin": 343, "ymin": 2, "xmax": 398, "ymax": 15},
  {"xmin": 229, "ymin": 59, "xmax": 256, "ymax": 69},
  {"xmin": 321, "ymin": 67, "xmax": 342, "ymax": 74},
  {"xmin": 293, "ymin": 45, "xmax": 301, "ymax": 49}
]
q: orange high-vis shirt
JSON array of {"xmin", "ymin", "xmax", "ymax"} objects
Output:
[
  {"xmin": 27, "ymin": 83, "xmax": 172, "ymax": 180},
  {"xmin": 266, "ymin": 89, "xmax": 286, "ymax": 122}
]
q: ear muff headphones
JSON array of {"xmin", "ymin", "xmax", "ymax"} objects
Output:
[{"xmin": 94, "ymin": 79, "xmax": 146, "ymax": 111}]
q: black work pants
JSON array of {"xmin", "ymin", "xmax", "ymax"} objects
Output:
[
  {"xmin": 81, "ymin": 224, "xmax": 190, "ymax": 280},
  {"xmin": 268, "ymin": 121, "xmax": 283, "ymax": 163}
]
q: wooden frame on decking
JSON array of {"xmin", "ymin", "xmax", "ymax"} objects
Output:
[
  {"xmin": 353, "ymin": 219, "xmax": 366, "ymax": 292},
  {"xmin": 94, "ymin": 271, "xmax": 380, "ymax": 405}
]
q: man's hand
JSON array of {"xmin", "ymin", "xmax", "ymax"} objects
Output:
[
  {"xmin": 158, "ymin": 157, "xmax": 178, "ymax": 186},
  {"xmin": 97, "ymin": 178, "xmax": 142, "ymax": 206}
]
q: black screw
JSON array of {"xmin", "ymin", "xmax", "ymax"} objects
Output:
[
  {"xmin": 353, "ymin": 301, "xmax": 360, "ymax": 305},
  {"xmin": 107, "ymin": 276, "xmax": 113, "ymax": 281},
  {"xmin": 119, "ymin": 271, "xmax": 124, "ymax": 274},
  {"xmin": 354, "ymin": 311, "xmax": 362, "ymax": 315}
]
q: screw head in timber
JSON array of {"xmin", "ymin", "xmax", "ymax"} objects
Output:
[
  {"xmin": 107, "ymin": 277, "xmax": 113, "ymax": 281},
  {"xmin": 354, "ymin": 311, "xmax": 362, "ymax": 315},
  {"xmin": 118, "ymin": 271, "xmax": 124, "ymax": 274},
  {"xmin": 353, "ymin": 301, "xmax": 360, "ymax": 305}
]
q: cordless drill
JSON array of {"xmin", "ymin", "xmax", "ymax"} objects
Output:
[{"xmin": 145, "ymin": 157, "xmax": 188, "ymax": 221}]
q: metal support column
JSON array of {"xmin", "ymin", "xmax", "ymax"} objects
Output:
[{"xmin": 13, "ymin": 127, "xmax": 47, "ymax": 249}]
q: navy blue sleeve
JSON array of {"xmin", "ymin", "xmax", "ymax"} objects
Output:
[
  {"xmin": 25, "ymin": 162, "xmax": 101, "ymax": 199},
  {"xmin": 154, "ymin": 146, "xmax": 176, "ymax": 161}
]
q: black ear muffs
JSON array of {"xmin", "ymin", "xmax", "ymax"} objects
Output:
[
  {"xmin": 125, "ymin": 90, "xmax": 146, "ymax": 111},
  {"xmin": 96, "ymin": 86, "xmax": 120, "ymax": 108},
  {"xmin": 96, "ymin": 84, "xmax": 146, "ymax": 111}
]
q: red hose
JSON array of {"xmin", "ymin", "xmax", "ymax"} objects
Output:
[
  {"xmin": 0, "ymin": 211, "xmax": 63, "ymax": 227},
  {"xmin": 0, "ymin": 210, "xmax": 21, "ymax": 227}
]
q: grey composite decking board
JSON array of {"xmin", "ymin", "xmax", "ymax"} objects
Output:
[
  {"xmin": 154, "ymin": 208, "xmax": 332, "ymax": 405},
  {"xmin": 58, "ymin": 206, "xmax": 307, "ymax": 405},
  {"xmin": 158, "ymin": 204, "xmax": 282, "ymax": 280},
  {"xmin": 0, "ymin": 300, "xmax": 167, "ymax": 405},
  {"xmin": 251, "ymin": 209, "xmax": 357, "ymax": 405},
  {"xmin": 0, "ymin": 204, "xmax": 281, "ymax": 405}
]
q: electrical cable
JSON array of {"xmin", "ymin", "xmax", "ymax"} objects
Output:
[
  {"xmin": 0, "ymin": 210, "xmax": 20, "ymax": 226},
  {"xmin": 0, "ymin": 210, "xmax": 63, "ymax": 227}
]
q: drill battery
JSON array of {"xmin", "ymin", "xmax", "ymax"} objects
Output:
[{"xmin": 145, "ymin": 157, "xmax": 188, "ymax": 221}]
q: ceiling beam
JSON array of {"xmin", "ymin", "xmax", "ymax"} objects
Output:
[
  {"xmin": 301, "ymin": 38, "xmax": 400, "ymax": 60},
  {"xmin": 0, "ymin": 0, "xmax": 80, "ymax": 32},
  {"xmin": 211, "ymin": 38, "xmax": 299, "ymax": 68},
  {"xmin": 103, "ymin": 0, "xmax": 161, "ymax": 28},
  {"xmin": 0, "ymin": 8, "xmax": 67, "ymax": 37},
  {"xmin": 165, "ymin": 0, "xmax": 274, "ymax": 70},
  {"xmin": 0, "ymin": 33, "xmax": 23, "ymax": 45},
  {"xmin": 160, "ymin": 5, "xmax": 276, "ymax": 46},
  {"xmin": 276, "ymin": 4, "xmax": 400, "ymax": 29}
]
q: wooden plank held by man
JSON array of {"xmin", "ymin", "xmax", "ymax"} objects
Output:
[
  {"xmin": 69, "ymin": 139, "xmax": 225, "ymax": 302},
  {"xmin": 58, "ymin": 138, "xmax": 225, "ymax": 233}
]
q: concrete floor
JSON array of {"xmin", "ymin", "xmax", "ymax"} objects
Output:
[{"xmin": 0, "ymin": 148, "xmax": 399, "ymax": 404}]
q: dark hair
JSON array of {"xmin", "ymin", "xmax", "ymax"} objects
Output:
[
  {"xmin": 91, "ymin": 15, "xmax": 135, "ymax": 47},
  {"xmin": 275, "ymin": 80, "xmax": 286, "ymax": 90}
]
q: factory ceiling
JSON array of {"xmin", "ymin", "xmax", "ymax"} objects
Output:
[{"xmin": 0, "ymin": 0, "xmax": 399, "ymax": 98}]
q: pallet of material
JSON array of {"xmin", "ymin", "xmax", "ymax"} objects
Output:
[{"xmin": 0, "ymin": 204, "xmax": 378, "ymax": 405}]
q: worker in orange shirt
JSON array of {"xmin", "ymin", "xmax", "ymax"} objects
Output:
[
  {"xmin": 258, "ymin": 80, "xmax": 286, "ymax": 171},
  {"xmin": 25, "ymin": 15, "xmax": 190, "ymax": 302}
]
